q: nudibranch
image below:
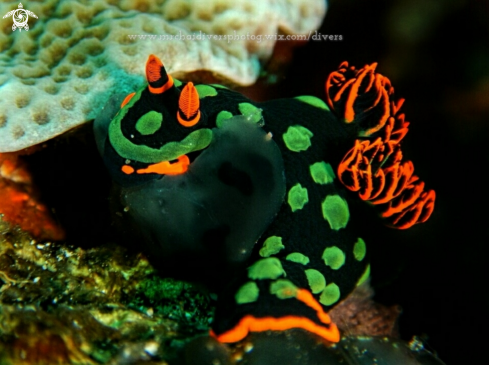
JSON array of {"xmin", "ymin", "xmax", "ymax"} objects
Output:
[{"xmin": 94, "ymin": 55, "xmax": 435, "ymax": 345}]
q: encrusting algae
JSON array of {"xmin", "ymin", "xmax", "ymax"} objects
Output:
[{"xmin": 0, "ymin": 217, "xmax": 214, "ymax": 365}]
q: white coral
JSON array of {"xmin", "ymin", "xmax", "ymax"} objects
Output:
[{"xmin": 0, "ymin": 0, "xmax": 327, "ymax": 152}]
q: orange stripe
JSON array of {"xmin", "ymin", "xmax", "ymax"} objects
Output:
[
  {"xmin": 148, "ymin": 75, "xmax": 174, "ymax": 94},
  {"xmin": 121, "ymin": 165, "xmax": 135, "ymax": 174},
  {"xmin": 120, "ymin": 92, "xmax": 136, "ymax": 108},
  {"xmin": 211, "ymin": 314, "xmax": 339, "ymax": 343},
  {"xmin": 177, "ymin": 110, "xmax": 201, "ymax": 127},
  {"xmin": 211, "ymin": 289, "xmax": 339, "ymax": 343},
  {"xmin": 136, "ymin": 155, "xmax": 189, "ymax": 175}
]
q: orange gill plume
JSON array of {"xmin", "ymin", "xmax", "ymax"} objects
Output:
[
  {"xmin": 177, "ymin": 82, "xmax": 201, "ymax": 127},
  {"xmin": 326, "ymin": 61, "xmax": 394, "ymax": 136},
  {"xmin": 145, "ymin": 54, "xmax": 174, "ymax": 94},
  {"xmin": 329, "ymin": 62, "xmax": 435, "ymax": 229}
]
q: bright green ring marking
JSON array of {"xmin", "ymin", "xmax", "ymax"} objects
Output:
[
  {"xmin": 283, "ymin": 125, "xmax": 313, "ymax": 152},
  {"xmin": 321, "ymin": 195, "xmax": 350, "ymax": 230},
  {"xmin": 288, "ymin": 183, "xmax": 309, "ymax": 212},
  {"xmin": 108, "ymin": 88, "xmax": 213, "ymax": 163},
  {"xmin": 235, "ymin": 281, "xmax": 259, "ymax": 304},
  {"xmin": 353, "ymin": 238, "xmax": 367, "ymax": 261},
  {"xmin": 286, "ymin": 252, "xmax": 310, "ymax": 265},
  {"xmin": 310, "ymin": 161, "xmax": 336, "ymax": 185},
  {"xmin": 295, "ymin": 95, "xmax": 330, "ymax": 111},
  {"xmin": 319, "ymin": 283, "xmax": 341, "ymax": 306},
  {"xmin": 259, "ymin": 236, "xmax": 285, "ymax": 258},
  {"xmin": 248, "ymin": 258, "xmax": 285, "ymax": 280},
  {"xmin": 135, "ymin": 111, "xmax": 163, "ymax": 135},
  {"xmin": 322, "ymin": 246, "xmax": 345, "ymax": 270},
  {"xmin": 305, "ymin": 269, "xmax": 326, "ymax": 294},
  {"xmin": 196, "ymin": 84, "xmax": 218, "ymax": 98}
]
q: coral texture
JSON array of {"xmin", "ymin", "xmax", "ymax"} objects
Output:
[{"xmin": 0, "ymin": 0, "xmax": 326, "ymax": 152}]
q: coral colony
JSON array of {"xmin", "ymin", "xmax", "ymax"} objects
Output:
[{"xmin": 0, "ymin": 0, "xmax": 325, "ymax": 152}]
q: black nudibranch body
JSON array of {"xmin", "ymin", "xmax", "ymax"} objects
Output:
[{"xmin": 95, "ymin": 55, "xmax": 435, "ymax": 346}]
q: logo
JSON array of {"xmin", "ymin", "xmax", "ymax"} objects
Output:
[{"xmin": 2, "ymin": 3, "xmax": 38, "ymax": 32}]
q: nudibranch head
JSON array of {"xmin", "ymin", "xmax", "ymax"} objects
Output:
[
  {"xmin": 95, "ymin": 55, "xmax": 287, "ymax": 284},
  {"xmin": 102, "ymin": 54, "xmax": 210, "ymax": 187}
]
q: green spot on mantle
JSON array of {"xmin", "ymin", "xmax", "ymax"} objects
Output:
[
  {"xmin": 322, "ymin": 246, "xmax": 345, "ymax": 270},
  {"xmin": 283, "ymin": 125, "xmax": 313, "ymax": 152},
  {"xmin": 235, "ymin": 281, "xmax": 259, "ymax": 304},
  {"xmin": 305, "ymin": 269, "xmax": 326, "ymax": 294},
  {"xmin": 109, "ymin": 88, "xmax": 213, "ymax": 163},
  {"xmin": 238, "ymin": 102, "xmax": 263, "ymax": 124},
  {"xmin": 321, "ymin": 195, "xmax": 349, "ymax": 230},
  {"xmin": 173, "ymin": 79, "xmax": 182, "ymax": 87},
  {"xmin": 295, "ymin": 95, "xmax": 330, "ymax": 111},
  {"xmin": 135, "ymin": 111, "xmax": 163, "ymax": 136},
  {"xmin": 248, "ymin": 258, "xmax": 285, "ymax": 280},
  {"xmin": 259, "ymin": 236, "xmax": 285, "ymax": 257},
  {"xmin": 310, "ymin": 161, "xmax": 336, "ymax": 185},
  {"xmin": 288, "ymin": 183, "xmax": 309, "ymax": 212},
  {"xmin": 270, "ymin": 279, "xmax": 298, "ymax": 299},
  {"xmin": 216, "ymin": 110, "xmax": 233, "ymax": 128},
  {"xmin": 356, "ymin": 264, "xmax": 370, "ymax": 287},
  {"xmin": 286, "ymin": 252, "xmax": 310, "ymax": 265},
  {"xmin": 196, "ymin": 84, "xmax": 218, "ymax": 98},
  {"xmin": 353, "ymin": 238, "xmax": 367, "ymax": 261},
  {"xmin": 319, "ymin": 283, "xmax": 341, "ymax": 306}
]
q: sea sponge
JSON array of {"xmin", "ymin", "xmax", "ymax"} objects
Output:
[{"xmin": 0, "ymin": 0, "xmax": 327, "ymax": 152}]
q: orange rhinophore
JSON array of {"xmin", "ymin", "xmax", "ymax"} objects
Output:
[
  {"xmin": 177, "ymin": 82, "xmax": 201, "ymax": 127},
  {"xmin": 145, "ymin": 54, "xmax": 174, "ymax": 94}
]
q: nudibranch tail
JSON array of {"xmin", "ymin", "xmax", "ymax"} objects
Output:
[{"xmin": 327, "ymin": 61, "xmax": 435, "ymax": 229}]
